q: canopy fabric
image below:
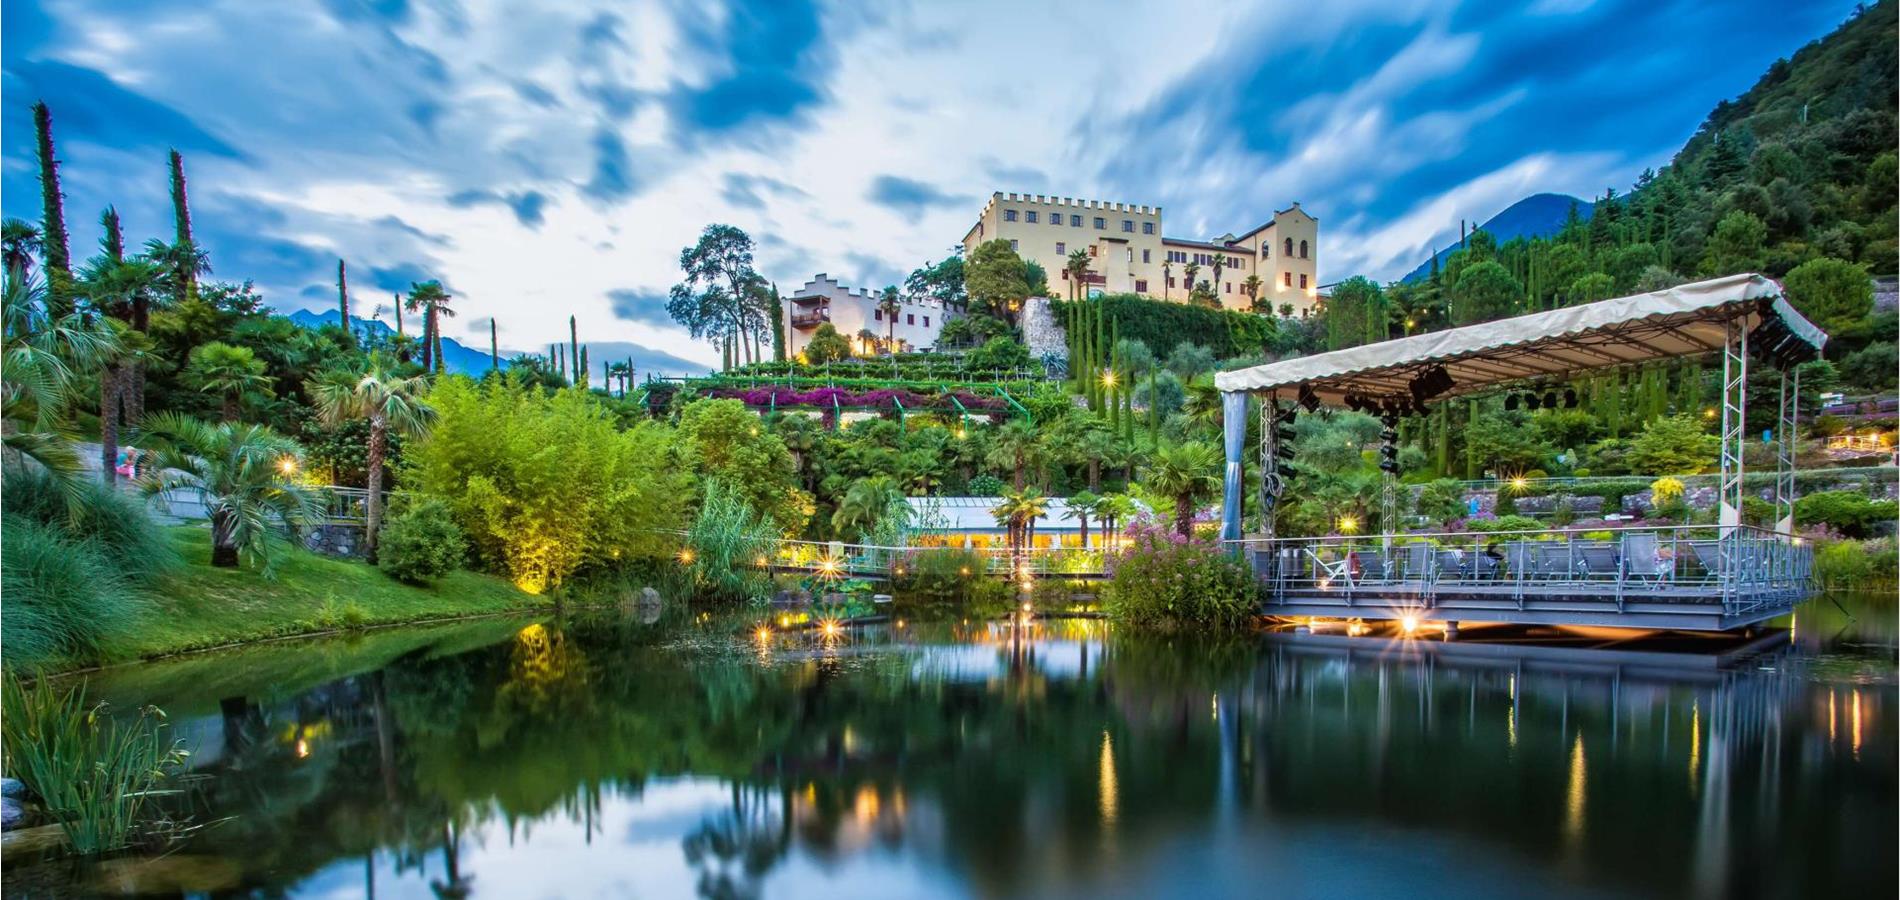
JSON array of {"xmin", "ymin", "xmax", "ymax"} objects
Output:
[{"xmin": 1215, "ymin": 273, "xmax": 1825, "ymax": 403}]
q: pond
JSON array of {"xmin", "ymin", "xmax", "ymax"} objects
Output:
[{"xmin": 7, "ymin": 592, "xmax": 1894, "ymax": 898}]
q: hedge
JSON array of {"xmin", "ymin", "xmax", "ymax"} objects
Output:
[{"xmin": 1052, "ymin": 294, "xmax": 1275, "ymax": 359}]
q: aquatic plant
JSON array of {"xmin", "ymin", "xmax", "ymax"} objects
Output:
[
  {"xmin": 1, "ymin": 677, "xmax": 188, "ymax": 854},
  {"xmin": 1101, "ymin": 525, "xmax": 1256, "ymax": 629},
  {"xmin": 684, "ymin": 478, "xmax": 778, "ymax": 603}
]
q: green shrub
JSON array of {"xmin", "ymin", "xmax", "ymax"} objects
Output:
[
  {"xmin": 967, "ymin": 474, "xmax": 1006, "ymax": 496},
  {"xmin": 1102, "ymin": 528, "xmax": 1256, "ymax": 629},
  {"xmin": 1, "ymin": 677, "xmax": 189, "ymax": 854},
  {"xmin": 1550, "ymin": 498, "xmax": 1577, "ymax": 526},
  {"xmin": 1, "ymin": 516, "xmax": 148, "ymax": 670},
  {"xmin": 1413, "ymin": 479, "xmax": 1466, "ymax": 527},
  {"xmin": 965, "ymin": 335, "xmax": 1031, "ymax": 370},
  {"xmin": 1055, "ymin": 294, "xmax": 1275, "ymax": 359},
  {"xmin": 1812, "ymin": 541, "xmax": 1874, "ymax": 586},
  {"xmin": 1467, "ymin": 515, "xmax": 1545, "ymax": 533},
  {"xmin": 1796, "ymin": 491, "xmax": 1898, "ymax": 538},
  {"xmin": 894, "ymin": 547, "xmax": 1012, "ymax": 616},
  {"xmin": 684, "ymin": 479, "xmax": 778, "ymax": 603},
  {"xmin": 375, "ymin": 499, "xmax": 467, "ymax": 584}
]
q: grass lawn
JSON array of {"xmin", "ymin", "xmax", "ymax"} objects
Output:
[{"xmin": 89, "ymin": 526, "xmax": 553, "ymax": 666}]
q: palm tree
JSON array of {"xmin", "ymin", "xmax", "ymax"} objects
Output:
[
  {"xmin": 1143, "ymin": 441, "xmax": 1222, "ymax": 537},
  {"xmin": 1182, "ymin": 262, "xmax": 1200, "ymax": 302},
  {"xmin": 1161, "ymin": 259, "xmax": 1172, "ymax": 302},
  {"xmin": 1181, "ymin": 373, "xmax": 1224, "ymax": 432},
  {"xmin": 405, "ymin": 281, "xmax": 454, "ymax": 373},
  {"xmin": 185, "ymin": 341, "xmax": 271, "ymax": 422},
  {"xmin": 1063, "ymin": 489, "xmax": 1100, "ymax": 548},
  {"xmin": 1092, "ymin": 492, "xmax": 1136, "ymax": 548},
  {"xmin": 307, "ymin": 362, "xmax": 436, "ymax": 563},
  {"xmin": 877, "ymin": 287, "xmax": 900, "ymax": 352},
  {"xmin": 1242, "ymin": 274, "xmax": 1264, "ymax": 311},
  {"xmin": 1064, "ymin": 249, "xmax": 1092, "ymax": 301},
  {"xmin": 989, "ymin": 488, "xmax": 1048, "ymax": 564},
  {"xmin": 2, "ymin": 272, "xmax": 118, "ymax": 514},
  {"xmin": 1076, "ymin": 427, "xmax": 1120, "ymax": 492},
  {"xmin": 988, "ymin": 418, "xmax": 1039, "ymax": 489},
  {"xmin": 831, "ymin": 475, "xmax": 905, "ymax": 541},
  {"xmin": 3, "ymin": 219, "xmax": 41, "ymax": 278},
  {"xmin": 141, "ymin": 237, "xmax": 210, "ymax": 306},
  {"xmin": 1209, "ymin": 254, "xmax": 1226, "ymax": 304},
  {"xmin": 137, "ymin": 414, "xmax": 322, "ymax": 569}
]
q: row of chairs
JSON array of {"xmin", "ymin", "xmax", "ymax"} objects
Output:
[{"xmin": 1296, "ymin": 534, "xmax": 1679, "ymax": 588}]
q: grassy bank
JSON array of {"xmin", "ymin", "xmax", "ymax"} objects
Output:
[{"xmin": 78, "ymin": 527, "xmax": 552, "ymax": 668}]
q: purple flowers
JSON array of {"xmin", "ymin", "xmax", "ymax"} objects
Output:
[{"xmin": 707, "ymin": 387, "xmax": 1006, "ymax": 411}]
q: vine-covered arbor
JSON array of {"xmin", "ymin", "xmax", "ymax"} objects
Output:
[{"xmin": 1214, "ymin": 273, "xmax": 1828, "ymax": 631}]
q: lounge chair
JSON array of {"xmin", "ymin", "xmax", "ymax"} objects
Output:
[
  {"xmin": 1576, "ymin": 543, "xmax": 1619, "ymax": 580},
  {"xmin": 1621, "ymin": 532, "xmax": 1669, "ymax": 585}
]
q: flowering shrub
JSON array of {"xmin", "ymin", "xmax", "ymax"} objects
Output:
[{"xmin": 1102, "ymin": 525, "xmax": 1256, "ymax": 629}]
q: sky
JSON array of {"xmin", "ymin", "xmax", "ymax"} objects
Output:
[{"xmin": 0, "ymin": 0, "xmax": 1861, "ymax": 373}]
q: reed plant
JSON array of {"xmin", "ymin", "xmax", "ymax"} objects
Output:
[
  {"xmin": 683, "ymin": 478, "xmax": 778, "ymax": 603},
  {"xmin": 1, "ymin": 677, "xmax": 189, "ymax": 854}
]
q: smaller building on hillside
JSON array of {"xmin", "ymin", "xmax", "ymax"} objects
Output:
[
  {"xmin": 784, "ymin": 274, "xmax": 953, "ymax": 358},
  {"xmin": 902, "ymin": 496, "xmax": 1141, "ymax": 550}
]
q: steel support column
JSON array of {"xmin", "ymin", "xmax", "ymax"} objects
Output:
[
  {"xmin": 1259, "ymin": 392, "xmax": 1279, "ymax": 540},
  {"xmin": 1221, "ymin": 389, "xmax": 1248, "ymax": 548},
  {"xmin": 1717, "ymin": 316, "xmax": 1749, "ymax": 605},
  {"xmin": 1773, "ymin": 366, "xmax": 1799, "ymax": 536}
]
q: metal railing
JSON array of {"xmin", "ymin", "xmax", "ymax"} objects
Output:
[
  {"xmin": 771, "ymin": 539, "xmax": 1114, "ymax": 578},
  {"xmin": 1227, "ymin": 523, "xmax": 1813, "ymax": 617}
]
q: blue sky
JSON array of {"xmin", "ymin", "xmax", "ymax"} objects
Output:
[{"xmin": 1, "ymin": 0, "xmax": 1860, "ymax": 371}]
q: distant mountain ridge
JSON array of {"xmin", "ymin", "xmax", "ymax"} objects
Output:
[
  {"xmin": 283, "ymin": 308, "xmax": 710, "ymax": 380},
  {"xmin": 1401, "ymin": 193, "xmax": 1593, "ymax": 283}
]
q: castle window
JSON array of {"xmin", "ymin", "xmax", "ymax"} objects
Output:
[
  {"xmin": 1143, "ymin": 222, "xmax": 1155, "ymax": 235},
  {"xmin": 1010, "ymin": 239, "xmax": 1019, "ymax": 251},
  {"xmin": 1300, "ymin": 274, "xmax": 1309, "ymax": 289},
  {"xmin": 1093, "ymin": 216, "xmax": 1106, "ymax": 229},
  {"xmin": 1135, "ymin": 279, "xmax": 1148, "ymax": 292},
  {"xmin": 1284, "ymin": 237, "xmax": 1294, "ymax": 256},
  {"xmin": 907, "ymin": 314, "xmax": 915, "ymax": 325},
  {"xmin": 1141, "ymin": 249, "xmax": 1151, "ymax": 263},
  {"xmin": 1004, "ymin": 209, "xmax": 1018, "ymax": 222},
  {"xmin": 1225, "ymin": 282, "xmax": 1232, "ymax": 293},
  {"xmin": 1070, "ymin": 214, "xmax": 1082, "ymax": 226},
  {"xmin": 1122, "ymin": 219, "xmax": 1134, "ymax": 232},
  {"xmin": 1284, "ymin": 272, "xmax": 1293, "ymax": 287},
  {"xmin": 924, "ymin": 316, "xmax": 930, "ymax": 327},
  {"xmin": 1056, "ymin": 241, "xmax": 1066, "ymax": 255},
  {"xmin": 1299, "ymin": 240, "xmax": 1309, "ymax": 259},
  {"xmin": 1026, "ymin": 211, "xmax": 1038, "ymax": 223}
]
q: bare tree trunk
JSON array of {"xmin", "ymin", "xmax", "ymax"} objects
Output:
[
  {"xmin": 222, "ymin": 391, "xmax": 240, "ymax": 423},
  {"xmin": 100, "ymin": 364, "xmax": 121, "ymax": 485},
  {"xmin": 211, "ymin": 511, "xmax": 240, "ymax": 567},
  {"xmin": 365, "ymin": 411, "xmax": 387, "ymax": 563}
]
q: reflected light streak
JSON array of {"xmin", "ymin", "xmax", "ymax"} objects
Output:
[
  {"xmin": 1852, "ymin": 691, "xmax": 1863, "ymax": 759},
  {"xmin": 1689, "ymin": 702, "xmax": 1701, "ymax": 786},
  {"xmin": 1563, "ymin": 734, "xmax": 1587, "ymax": 843},
  {"xmin": 1099, "ymin": 731, "xmax": 1119, "ymax": 825},
  {"xmin": 1829, "ymin": 690, "xmax": 1837, "ymax": 744}
]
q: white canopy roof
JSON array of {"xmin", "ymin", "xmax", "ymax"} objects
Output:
[{"xmin": 1215, "ymin": 273, "xmax": 1825, "ymax": 404}]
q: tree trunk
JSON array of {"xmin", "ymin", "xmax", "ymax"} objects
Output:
[
  {"xmin": 421, "ymin": 306, "xmax": 435, "ymax": 371},
  {"xmin": 1176, "ymin": 496, "xmax": 1193, "ymax": 538},
  {"xmin": 1078, "ymin": 514, "xmax": 1089, "ymax": 548},
  {"xmin": 365, "ymin": 412, "xmax": 388, "ymax": 563},
  {"xmin": 222, "ymin": 391, "xmax": 240, "ymax": 423},
  {"xmin": 211, "ymin": 511, "xmax": 240, "ymax": 567},
  {"xmin": 1088, "ymin": 459, "xmax": 1101, "ymax": 492},
  {"xmin": 1013, "ymin": 452, "xmax": 1024, "ymax": 489},
  {"xmin": 99, "ymin": 364, "xmax": 121, "ymax": 485}
]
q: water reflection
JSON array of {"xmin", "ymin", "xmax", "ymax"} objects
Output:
[{"xmin": 15, "ymin": 594, "xmax": 1893, "ymax": 899}]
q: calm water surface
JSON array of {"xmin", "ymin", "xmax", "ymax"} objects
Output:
[{"xmin": 12, "ymin": 593, "xmax": 1895, "ymax": 898}]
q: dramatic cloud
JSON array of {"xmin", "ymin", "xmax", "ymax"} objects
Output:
[{"xmin": 1, "ymin": 0, "xmax": 1859, "ymax": 369}]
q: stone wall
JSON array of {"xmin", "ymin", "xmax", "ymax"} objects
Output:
[
  {"xmin": 1020, "ymin": 297, "xmax": 1066, "ymax": 363},
  {"xmin": 302, "ymin": 524, "xmax": 366, "ymax": 559}
]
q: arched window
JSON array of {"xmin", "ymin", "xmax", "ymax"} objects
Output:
[
  {"xmin": 1283, "ymin": 237, "xmax": 1294, "ymax": 256},
  {"xmin": 1299, "ymin": 240, "xmax": 1309, "ymax": 259}
]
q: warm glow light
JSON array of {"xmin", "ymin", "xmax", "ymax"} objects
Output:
[
  {"xmin": 756, "ymin": 555, "xmax": 769, "ymax": 567},
  {"xmin": 755, "ymin": 626, "xmax": 771, "ymax": 643},
  {"xmin": 821, "ymin": 618, "xmax": 842, "ymax": 637},
  {"xmin": 277, "ymin": 456, "xmax": 299, "ymax": 475},
  {"xmin": 1852, "ymin": 690, "xmax": 1863, "ymax": 759},
  {"xmin": 1399, "ymin": 615, "xmax": 1420, "ymax": 635},
  {"xmin": 1101, "ymin": 370, "xmax": 1116, "ymax": 387},
  {"xmin": 959, "ymin": 566, "xmax": 971, "ymax": 576},
  {"xmin": 1318, "ymin": 577, "xmax": 1332, "ymax": 590},
  {"xmin": 895, "ymin": 619, "xmax": 905, "ymax": 629},
  {"xmin": 678, "ymin": 549, "xmax": 695, "ymax": 564},
  {"xmin": 1337, "ymin": 515, "xmax": 1358, "ymax": 533},
  {"xmin": 1563, "ymin": 734, "xmax": 1587, "ymax": 843},
  {"xmin": 1703, "ymin": 407, "xmax": 1717, "ymax": 419},
  {"xmin": 1098, "ymin": 731, "xmax": 1119, "ymax": 825},
  {"xmin": 1510, "ymin": 476, "xmax": 1529, "ymax": 491}
]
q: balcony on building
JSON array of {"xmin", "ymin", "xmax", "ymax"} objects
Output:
[{"xmin": 788, "ymin": 294, "xmax": 830, "ymax": 329}]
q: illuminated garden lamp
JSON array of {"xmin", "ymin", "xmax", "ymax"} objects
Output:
[
  {"xmin": 1337, "ymin": 515, "xmax": 1358, "ymax": 534},
  {"xmin": 679, "ymin": 548, "xmax": 695, "ymax": 564},
  {"xmin": 1102, "ymin": 370, "xmax": 1116, "ymax": 388},
  {"xmin": 278, "ymin": 456, "xmax": 299, "ymax": 475},
  {"xmin": 1400, "ymin": 615, "xmax": 1420, "ymax": 635},
  {"xmin": 755, "ymin": 625, "xmax": 772, "ymax": 643}
]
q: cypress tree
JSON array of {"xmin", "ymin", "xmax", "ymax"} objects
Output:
[
  {"xmin": 569, "ymin": 316, "xmax": 580, "ymax": 384},
  {"xmin": 337, "ymin": 259, "xmax": 352, "ymax": 341},
  {"xmin": 395, "ymin": 293, "xmax": 404, "ymax": 336},
  {"xmin": 557, "ymin": 343, "xmax": 565, "ymax": 379},
  {"xmin": 580, "ymin": 345, "xmax": 590, "ymax": 388},
  {"xmin": 168, "ymin": 149, "xmax": 197, "ymax": 304},
  {"xmin": 770, "ymin": 283, "xmax": 787, "ymax": 362},
  {"xmin": 32, "ymin": 102, "xmax": 73, "ymax": 315},
  {"xmin": 490, "ymin": 318, "xmax": 499, "ymax": 371}
]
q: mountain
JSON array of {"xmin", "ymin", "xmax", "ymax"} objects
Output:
[
  {"xmin": 1401, "ymin": 193, "xmax": 1593, "ymax": 283},
  {"xmin": 283, "ymin": 308, "xmax": 710, "ymax": 380}
]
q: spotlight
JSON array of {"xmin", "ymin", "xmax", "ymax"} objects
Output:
[
  {"xmin": 1504, "ymin": 394, "xmax": 1519, "ymax": 411},
  {"xmin": 1563, "ymin": 389, "xmax": 1579, "ymax": 409},
  {"xmin": 1543, "ymin": 391, "xmax": 1558, "ymax": 409},
  {"xmin": 1298, "ymin": 385, "xmax": 1321, "ymax": 412},
  {"xmin": 1523, "ymin": 393, "xmax": 1541, "ymax": 411}
]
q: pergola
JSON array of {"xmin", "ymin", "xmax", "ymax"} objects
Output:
[{"xmin": 1215, "ymin": 273, "xmax": 1827, "ymax": 544}]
